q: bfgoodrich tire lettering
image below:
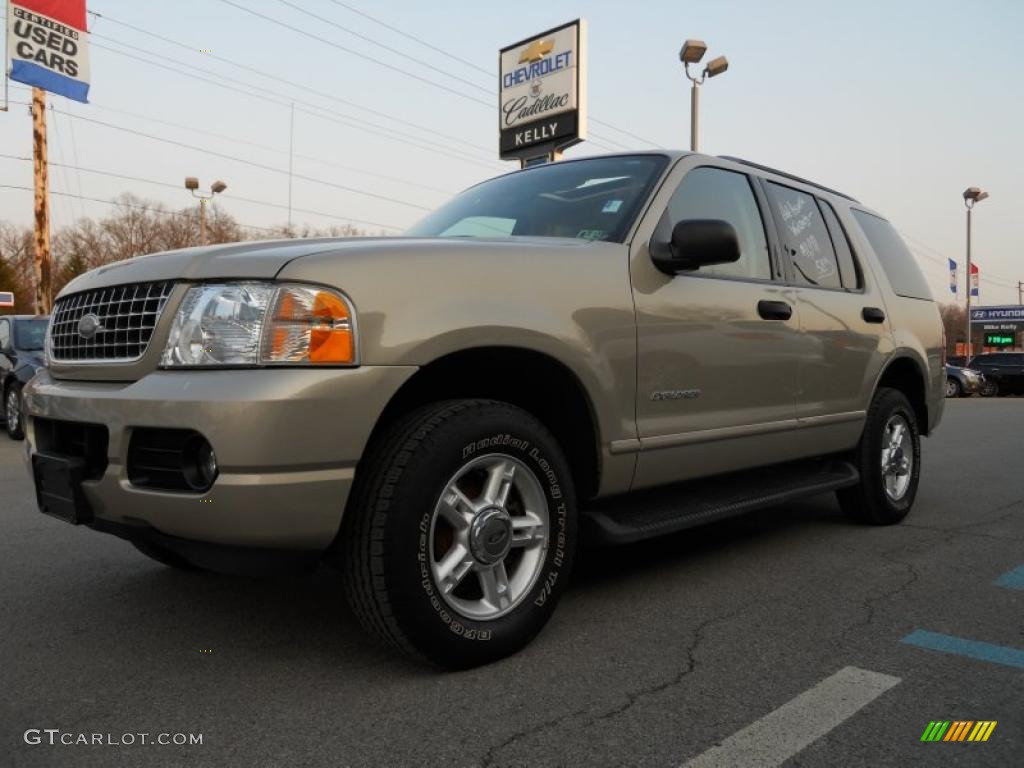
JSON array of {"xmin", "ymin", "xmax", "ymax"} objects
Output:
[
  {"xmin": 837, "ymin": 387, "xmax": 921, "ymax": 525},
  {"xmin": 340, "ymin": 399, "xmax": 577, "ymax": 668}
]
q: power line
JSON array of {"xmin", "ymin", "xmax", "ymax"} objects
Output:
[
  {"xmin": 326, "ymin": 0, "xmax": 494, "ymax": 77},
  {"xmin": 215, "ymin": 0, "xmax": 494, "ymax": 109},
  {"xmin": 6, "ymin": 99, "xmax": 434, "ymax": 212},
  {"xmin": 88, "ymin": 11, "xmax": 499, "ymax": 159},
  {"xmin": 0, "ymin": 153, "xmax": 403, "ymax": 231},
  {"xmin": 276, "ymin": 0, "xmax": 493, "ymax": 94},
  {"xmin": 0, "ymin": 183, "xmax": 278, "ymax": 234},
  {"xmin": 323, "ymin": 0, "xmax": 659, "ymax": 147},
  {"xmin": 214, "ymin": 0, "xmax": 630, "ymax": 152},
  {"xmin": 88, "ymin": 38, "xmax": 502, "ymax": 170}
]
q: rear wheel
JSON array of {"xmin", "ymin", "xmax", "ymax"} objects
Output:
[
  {"xmin": 340, "ymin": 399, "xmax": 576, "ymax": 668},
  {"xmin": 837, "ymin": 387, "xmax": 921, "ymax": 525},
  {"xmin": 4, "ymin": 383, "xmax": 24, "ymax": 440}
]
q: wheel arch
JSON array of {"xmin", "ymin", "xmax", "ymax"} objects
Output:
[
  {"xmin": 874, "ymin": 355, "xmax": 930, "ymax": 435},
  {"xmin": 361, "ymin": 346, "xmax": 603, "ymax": 502}
]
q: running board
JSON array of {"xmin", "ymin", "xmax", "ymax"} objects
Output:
[{"xmin": 583, "ymin": 460, "xmax": 859, "ymax": 545}]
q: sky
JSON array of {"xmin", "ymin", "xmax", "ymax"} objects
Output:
[{"xmin": 1, "ymin": 0, "xmax": 1022, "ymax": 305}]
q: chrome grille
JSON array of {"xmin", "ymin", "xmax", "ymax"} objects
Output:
[{"xmin": 49, "ymin": 281, "xmax": 175, "ymax": 363}]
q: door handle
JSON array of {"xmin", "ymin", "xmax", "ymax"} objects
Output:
[
  {"xmin": 757, "ymin": 300, "xmax": 793, "ymax": 321},
  {"xmin": 862, "ymin": 307, "xmax": 886, "ymax": 323}
]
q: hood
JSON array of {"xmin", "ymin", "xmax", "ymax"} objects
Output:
[
  {"xmin": 57, "ymin": 238, "xmax": 383, "ymax": 297},
  {"xmin": 57, "ymin": 236, "xmax": 594, "ymax": 297}
]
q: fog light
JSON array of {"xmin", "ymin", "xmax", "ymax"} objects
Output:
[{"xmin": 182, "ymin": 435, "xmax": 219, "ymax": 492}]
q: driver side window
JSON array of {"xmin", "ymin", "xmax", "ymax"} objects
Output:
[{"xmin": 664, "ymin": 167, "xmax": 771, "ymax": 280}]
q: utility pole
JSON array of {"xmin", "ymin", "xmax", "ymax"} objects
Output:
[
  {"xmin": 288, "ymin": 102, "xmax": 295, "ymax": 232},
  {"xmin": 1018, "ymin": 280, "xmax": 1022, "ymax": 306},
  {"xmin": 31, "ymin": 87, "xmax": 53, "ymax": 314},
  {"xmin": 199, "ymin": 197, "xmax": 207, "ymax": 246}
]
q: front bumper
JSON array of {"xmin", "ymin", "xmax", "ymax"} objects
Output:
[{"xmin": 23, "ymin": 366, "xmax": 416, "ymax": 550}]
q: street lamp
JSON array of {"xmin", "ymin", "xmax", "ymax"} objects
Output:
[
  {"xmin": 679, "ymin": 39, "xmax": 729, "ymax": 152},
  {"xmin": 962, "ymin": 186, "xmax": 988, "ymax": 361},
  {"xmin": 184, "ymin": 177, "xmax": 228, "ymax": 245}
]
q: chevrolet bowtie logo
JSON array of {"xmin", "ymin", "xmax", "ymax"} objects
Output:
[{"xmin": 519, "ymin": 39, "xmax": 554, "ymax": 64}]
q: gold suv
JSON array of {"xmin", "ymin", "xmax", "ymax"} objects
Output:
[{"xmin": 24, "ymin": 152, "xmax": 945, "ymax": 667}]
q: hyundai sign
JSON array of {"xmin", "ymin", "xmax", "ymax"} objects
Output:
[{"xmin": 499, "ymin": 19, "xmax": 587, "ymax": 162}]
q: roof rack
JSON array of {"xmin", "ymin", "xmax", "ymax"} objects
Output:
[{"xmin": 718, "ymin": 156, "xmax": 859, "ymax": 203}]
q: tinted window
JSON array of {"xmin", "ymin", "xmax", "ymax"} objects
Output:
[
  {"xmin": 0, "ymin": 319, "xmax": 9, "ymax": 350},
  {"xmin": 14, "ymin": 318, "xmax": 48, "ymax": 350},
  {"xmin": 407, "ymin": 155, "xmax": 669, "ymax": 243},
  {"xmin": 765, "ymin": 182, "xmax": 841, "ymax": 289},
  {"xmin": 819, "ymin": 201, "xmax": 861, "ymax": 289},
  {"xmin": 851, "ymin": 210, "xmax": 932, "ymax": 300},
  {"xmin": 662, "ymin": 167, "xmax": 770, "ymax": 280}
]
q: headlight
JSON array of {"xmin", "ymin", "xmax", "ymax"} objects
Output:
[{"xmin": 161, "ymin": 282, "xmax": 356, "ymax": 367}]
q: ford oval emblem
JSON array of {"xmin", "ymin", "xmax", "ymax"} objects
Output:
[{"xmin": 78, "ymin": 313, "xmax": 102, "ymax": 340}]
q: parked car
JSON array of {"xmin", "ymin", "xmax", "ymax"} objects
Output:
[
  {"xmin": 22, "ymin": 152, "xmax": 945, "ymax": 667},
  {"xmin": 968, "ymin": 352, "xmax": 1024, "ymax": 396},
  {"xmin": 0, "ymin": 315, "xmax": 49, "ymax": 440},
  {"xmin": 944, "ymin": 364, "xmax": 984, "ymax": 397}
]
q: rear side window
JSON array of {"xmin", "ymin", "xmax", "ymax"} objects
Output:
[
  {"xmin": 851, "ymin": 210, "xmax": 932, "ymax": 300},
  {"xmin": 819, "ymin": 201, "xmax": 861, "ymax": 290},
  {"xmin": 764, "ymin": 182, "xmax": 842, "ymax": 290}
]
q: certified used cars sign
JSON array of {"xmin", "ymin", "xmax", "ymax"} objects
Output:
[{"xmin": 498, "ymin": 19, "xmax": 587, "ymax": 162}]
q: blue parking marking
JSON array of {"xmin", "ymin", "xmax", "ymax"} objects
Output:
[
  {"xmin": 902, "ymin": 630, "xmax": 1024, "ymax": 670},
  {"xmin": 995, "ymin": 565, "xmax": 1024, "ymax": 590}
]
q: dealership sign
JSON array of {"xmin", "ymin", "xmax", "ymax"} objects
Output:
[
  {"xmin": 499, "ymin": 19, "xmax": 587, "ymax": 162},
  {"xmin": 6, "ymin": 0, "xmax": 90, "ymax": 103},
  {"xmin": 970, "ymin": 306, "xmax": 1024, "ymax": 322}
]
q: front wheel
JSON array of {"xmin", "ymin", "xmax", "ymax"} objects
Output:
[
  {"xmin": 980, "ymin": 380, "xmax": 998, "ymax": 397},
  {"xmin": 5, "ymin": 383, "xmax": 25, "ymax": 440},
  {"xmin": 945, "ymin": 378, "xmax": 961, "ymax": 398},
  {"xmin": 837, "ymin": 387, "xmax": 921, "ymax": 525},
  {"xmin": 340, "ymin": 400, "xmax": 576, "ymax": 669}
]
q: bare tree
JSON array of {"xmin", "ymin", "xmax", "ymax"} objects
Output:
[{"xmin": 2, "ymin": 195, "xmax": 371, "ymax": 309}]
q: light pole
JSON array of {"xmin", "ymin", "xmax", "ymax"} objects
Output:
[
  {"xmin": 185, "ymin": 177, "xmax": 228, "ymax": 246},
  {"xmin": 963, "ymin": 186, "xmax": 988, "ymax": 361},
  {"xmin": 679, "ymin": 39, "xmax": 728, "ymax": 152}
]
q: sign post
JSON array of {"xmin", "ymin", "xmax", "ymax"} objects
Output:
[
  {"xmin": 6, "ymin": 0, "xmax": 91, "ymax": 314},
  {"xmin": 499, "ymin": 19, "xmax": 587, "ymax": 168}
]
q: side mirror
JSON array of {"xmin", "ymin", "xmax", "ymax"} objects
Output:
[{"xmin": 650, "ymin": 219, "xmax": 741, "ymax": 275}]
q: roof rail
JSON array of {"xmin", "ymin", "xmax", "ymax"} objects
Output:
[{"xmin": 718, "ymin": 156, "xmax": 859, "ymax": 203}]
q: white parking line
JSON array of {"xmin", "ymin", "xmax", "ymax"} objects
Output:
[{"xmin": 682, "ymin": 666, "xmax": 901, "ymax": 768}]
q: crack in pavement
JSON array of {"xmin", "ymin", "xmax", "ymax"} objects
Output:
[{"xmin": 475, "ymin": 599, "xmax": 761, "ymax": 768}]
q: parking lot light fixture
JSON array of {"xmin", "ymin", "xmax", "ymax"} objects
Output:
[
  {"xmin": 963, "ymin": 186, "xmax": 989, "ymax": 359},
  {"xmin": 185, "ymin": 177, "xmax": 229, "ymax": 246},
  {"xmin": 681, "ymin": 40, "xmax": 728, "ymax": 152}
]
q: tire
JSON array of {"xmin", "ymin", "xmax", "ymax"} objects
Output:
[
  {"xmin": 945, "ymin": 378, "xmax": 961, "ymax": 398},
  {"xmin": 837, "ymin": 387, "xmax": 921, "ymax": 525},
  {"xmin": 132, "ymin": 541, "xmax": 199, "ymax": 570},
  {"xmin": 4, "ymin": 383, "xmax": 25, "ymax": 440},
  {"xmin": 980, "ymin": 380, "xmax": 998, "ymax": 397},
  {"xmin": 340, "ymin": 399, "xmax": 577, "ymax": 669}
]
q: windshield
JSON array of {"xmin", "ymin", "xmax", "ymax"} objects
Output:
[
  {"xmin": 407, "ymin": 155, "xmax": 670, "ymax": 243},
  {"xmin": 14, "ymin": 318, "xmax": 49, "ymax": 351}
]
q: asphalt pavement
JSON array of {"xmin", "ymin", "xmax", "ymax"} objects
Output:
[{"xmin": 1, "ymin": 399, "xmax": 1022, "ymax": 767}]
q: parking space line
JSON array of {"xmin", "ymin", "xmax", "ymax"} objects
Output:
[
  {"xmin": 994, "ymin": 565, "xmax": 1024, "ymax": 590},
  {"xmin": 681, "ymin": 667, "xmax": 901, "ymax": 768},
  {"xmin": 902, "ymin": 629, "xmax": 1024, "ymax": 669}
]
